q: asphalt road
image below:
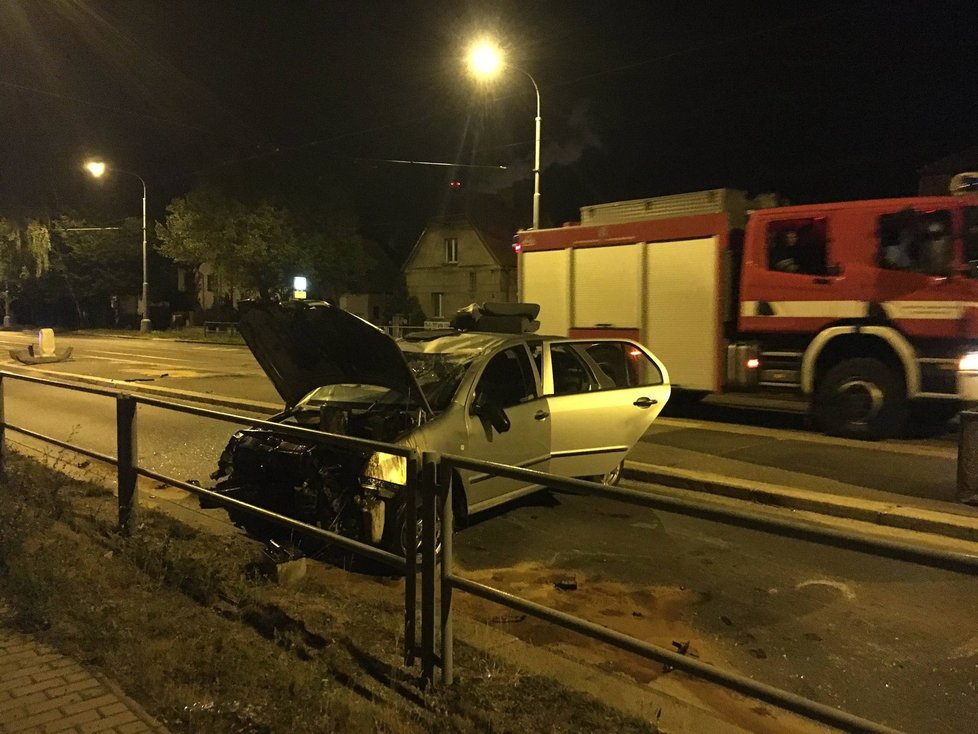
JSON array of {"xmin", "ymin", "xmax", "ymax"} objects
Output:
[
  {"xmin": 453, "ymin": 488, "xmax": 976, "ymax": 734},
  {"xmin": 1, "ymin": 331, "xmax": 975, "ymax": 732}
]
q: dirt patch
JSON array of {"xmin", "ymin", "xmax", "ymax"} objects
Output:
[
  {"xmin": 0, "ymin": 453, "xmax": 659, "ymax": 733},
  {"xmin": 457, "ymin": 562, "xmax": 829, "ymax": 734}
]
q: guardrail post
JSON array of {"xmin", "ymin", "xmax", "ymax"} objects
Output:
[
  {"xmin": 115, "ymin": 394, "xmax": 138, "ymax": 531},
  {"xmin": 440, "ymin": 462, "xmax": 454, "ymax": 686},
  {"xmin": 0, "ymin": 374, "xmax": 6, "ymax": 477},
  {"xmin": 403, "ymin": 453, "xmax": 419, "ymax": 667},
  {"xmin": 420, "ymin": 450, "xmax": 439, "ymax": 686},
  {"xmin": 958, "ymin": 409, "xmax": 978, "ymax": 504}
]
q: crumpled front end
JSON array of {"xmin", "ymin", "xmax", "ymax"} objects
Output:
[{"xmin": 205, "ymin": 412, "xmax": 417, "ymax": 548}]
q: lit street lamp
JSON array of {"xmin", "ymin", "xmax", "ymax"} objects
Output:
[
  {"xmin": 466, "ymin": 39, "xmax": 542, "ymax": 230},
  {"xmin": 84, "ymin": 159, "xmax": 151, "ymax": 333}
]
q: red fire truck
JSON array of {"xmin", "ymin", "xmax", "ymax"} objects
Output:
[{"xmin": 516, "ymin": 182, "xmax": 978, "ymax": 438}]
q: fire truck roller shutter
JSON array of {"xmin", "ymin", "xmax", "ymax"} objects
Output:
[
  {"xmin": 573, "ymin": 244, "xmax": 643, "ymax": 331},
  {"xmin": 522, "ymin": 249, "xmax": 571, "ymax": 336},
  {"xmin": 644, "ymin": 237, "xmax": 721, "ymax": 392}
]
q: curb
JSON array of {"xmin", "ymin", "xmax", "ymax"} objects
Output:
[{"xmin": 624, "ymin": 461, "xmax": 978, "ymax": 544}]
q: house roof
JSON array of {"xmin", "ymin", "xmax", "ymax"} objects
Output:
[
  {"xmin": 918, "ymin": 146, "xmax": 978, "ymax": 175},
  {"xmin": 403, "ymin": 192, "xmax": 518, "ymax": 270}
]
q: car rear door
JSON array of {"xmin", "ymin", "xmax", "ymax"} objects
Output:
[{"xmin": 544, "ymin": 340, "xmax": 670, "ymax": 479}]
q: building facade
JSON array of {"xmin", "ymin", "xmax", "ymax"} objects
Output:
[{"xmin": 402, "ymin": 194, "xmax": 517, "ymax": 322}]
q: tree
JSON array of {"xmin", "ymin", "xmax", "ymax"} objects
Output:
[
  {"xmin": 155, "ymin": 187, "xmax": 233, "ymax": 308},
  {"xmin": 156, "ymin": 187, "xmax": 302, "ymax": 302},
  {"xmin": 0, "ymin": 218, "xmax": 52, "ymax": 326},
  {"xmin": 296, "ymin": 205, "xmax": 374, "ymax": 300},
  {"xmin": 47, "ymin": 217, "xmax": 142, "ymax": 326}
]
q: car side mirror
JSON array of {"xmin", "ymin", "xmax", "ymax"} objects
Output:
[{"xmin": 471, "ymin": 395, "xmax": 511, "ymax": 434}]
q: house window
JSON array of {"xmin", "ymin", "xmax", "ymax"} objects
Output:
[
  {"xmin": 432, "ymin": 292, "xmax": 444, "ymax": 318},
  {"xmin": 469, "ymin": 271, "xmax": 477, "ymax": 294},
  {"xmin": 445, "ymin": 237, "xmax": 458, "ymax": 264}
]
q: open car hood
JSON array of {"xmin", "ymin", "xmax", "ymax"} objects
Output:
[{"xmin": 238, "ymin": 300, "xmax": 432, "ymax": 415}]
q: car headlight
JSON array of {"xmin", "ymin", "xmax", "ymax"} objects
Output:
[
  {"xmin": 361, "ymin": 451, "xmax": 407, "ymax": 488},
  {"xmin": 961, "ymin": 352, "xmax": 978, "ymax": 372}
]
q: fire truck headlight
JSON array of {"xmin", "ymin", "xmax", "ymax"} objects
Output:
[{"xmin": 960, "ymin": 352, "xmax": 978, "ymax": 372}]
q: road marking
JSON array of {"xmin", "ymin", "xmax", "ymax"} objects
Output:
[
  {"xmin": 795, "ymin": 579, "xmax": 856, "ymax": 600},
  {"xmin": 655, "ymin": 416, "xmax": 956, "ymax": 460},
  {"xmin": 79, "ymin": 348, "xmax": 199, "ymax": 362}
]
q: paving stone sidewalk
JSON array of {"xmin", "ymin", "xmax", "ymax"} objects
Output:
[{"xmin": 0, "ymin": 606, "xmax": 167, "ymax": 734}]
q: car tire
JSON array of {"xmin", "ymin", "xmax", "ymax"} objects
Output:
[
  {"xmin": 594, "ymin": 460, "xmax": 624, "ymax": 486},
  {"xmin": 384, "ymin": 500, "xmax": 442, "ymax": 562},
  {"xmin": 813, "ymin": 358, "xmax": 907, "ymax": 440}
]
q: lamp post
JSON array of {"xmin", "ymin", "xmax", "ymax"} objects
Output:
[
  {"xmin": 84, "ymin": 160, "xmax": 152, "ymax": 333},
  {"xmin": 467, "ymin": 39, "xmax": 542, "ymax": 230}
]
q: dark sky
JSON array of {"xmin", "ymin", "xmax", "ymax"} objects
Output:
[{"xmin": 1, "ymin": 0, "xmax": 976, "ymax": 253}]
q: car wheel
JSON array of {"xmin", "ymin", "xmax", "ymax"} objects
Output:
[
  {"xmin": 385, "ymin": 501, "xmax": 442, "ymax": 562},
  {"xmin": 599, "ymin": 460, "xmax": 624, "ymax": 486},
  {"xmin": 813, "ymin": 358, "xmax": 907, "ymax": 440}
]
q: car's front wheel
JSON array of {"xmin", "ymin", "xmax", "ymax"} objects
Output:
[{"xmin": 383, "ymin": 500, "xmax": 442, "ymax": 562}]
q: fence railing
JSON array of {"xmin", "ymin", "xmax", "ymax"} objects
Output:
[
  {"xmin": 2, "ymin": 368, "xmax": 974, "ymax": 733},
  {"xmin": 0, "ymin": 370, "xmax": 422, "ymax": 666}
]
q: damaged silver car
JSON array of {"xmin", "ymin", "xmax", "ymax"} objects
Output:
[{"xmin": 207, "ymin": 300, "xmax": 670, "ymax": 556}]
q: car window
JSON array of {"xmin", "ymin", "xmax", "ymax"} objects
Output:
[
  {"xmin": 550, "ymin": 343, "xmax": 600, "ymax": 395},
  {"xmin": 583, "ymin": 341, "xmax": 664, "ymax": 388},
  {"xmin": 475, "ymin": 346, "xmax": 537, "ymax": 408}
]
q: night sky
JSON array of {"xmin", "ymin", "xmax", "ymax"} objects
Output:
[{"xmin": 1, "ymin": 0, "xmax": 976, "ymax": 255}]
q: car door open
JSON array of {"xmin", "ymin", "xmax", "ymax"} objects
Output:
[{"xmin": 545, "ymin": 340, "xmax": 670, "ymax": 480}]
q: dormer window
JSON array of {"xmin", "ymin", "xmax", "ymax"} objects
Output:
[{"xmin": 445, "ymin": 237, "xmax": 458, "ymax": 264}]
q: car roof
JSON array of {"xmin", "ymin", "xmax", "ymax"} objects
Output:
[{"xmin": 397, "ymin": 329, "xmax": 568, "ymax": 356}]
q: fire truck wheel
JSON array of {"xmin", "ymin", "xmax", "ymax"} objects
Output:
[{"xmin": 814, "ymin": 358, "xmax": 908, "ymax": 439}]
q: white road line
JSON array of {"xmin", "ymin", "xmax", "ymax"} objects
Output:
[{"xmin": 79, "ymin": 348, "xmax": 198, "ymax": 362}]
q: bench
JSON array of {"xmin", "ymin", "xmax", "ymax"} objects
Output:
[{"xmin": 203, "ymin": 321, "xmax": 238, "ymax": 336}]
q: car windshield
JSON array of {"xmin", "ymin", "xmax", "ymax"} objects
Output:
[
  {"xmin": 295, "ymin": 383, "xmax": 396, "ymax": 408},
  {"xmin": 292, "ymin": 351, "xmax": 475, "ymax": 414},
  {"xmin": 403, "ymin": 350, "xmax": 475, "ymax": 412}
]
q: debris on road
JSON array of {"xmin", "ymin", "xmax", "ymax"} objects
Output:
[
  {"xmin": 488, "ymin": 614, "xmax": 527, "ymax": 625},
  {"xmin": 663, "ymin": 640, "xmax": 691, "ymax": 673},
  {"xmin": 554, "ymin": 576, "xmax": 578, "ymax": 591}
]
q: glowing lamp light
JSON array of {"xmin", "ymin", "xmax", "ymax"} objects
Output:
[
  {"xmin": 746, "ymin": 358, "xmax": 760, "ymax": 369},
  {"xmin": 83, "ymin": 160, "xmax": 106, "ymax": 178},
  {"xmin": 450, "ymin": 180, "xmax": 462, "ymax": 188},
  {"xmin": 512, "ymin": 241, "xmax": 522, "ymax": 253},
  {"xmin": 467, "ymin": 39, "xmax": 503, "ymax": 79}
]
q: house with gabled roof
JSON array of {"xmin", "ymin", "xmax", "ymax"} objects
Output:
[
  {"xmin": 402, "ymin": 192, "xmax": 517, "ymax": 322},
  {"xmin": 919, "ymin": 146, "xmax": 978, "ymax": 195}
]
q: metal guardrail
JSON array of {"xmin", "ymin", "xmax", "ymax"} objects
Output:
[
  {"xmin": 0, "ymin": 371, "xmax": 421, "ymax": 666},
  {"xmin": 2, "ymin": 368, "xmax": 971, "ymax": 731}
]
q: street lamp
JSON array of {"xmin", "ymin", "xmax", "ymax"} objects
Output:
[
  {"xmin": 466, "ymin": 39, "xmax": 542, "ymax": 230},
  {"xmin": 84, "ymin": 159, "xmax": 152, "ymax": 333}
]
